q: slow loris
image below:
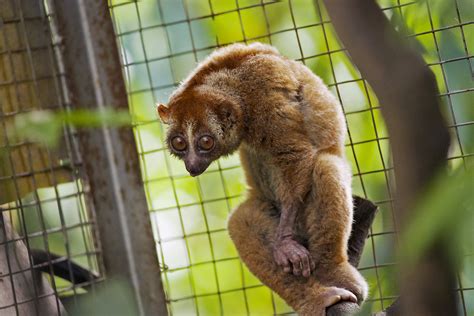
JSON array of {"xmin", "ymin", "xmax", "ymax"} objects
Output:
[{"xmin": 157, "ymin": 43, "xmax": 368, "ymax": 315}]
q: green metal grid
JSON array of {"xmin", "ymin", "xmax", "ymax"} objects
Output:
[{"xmin": 108, "ymin": 0, "xmax": 473, "ymax": 315}]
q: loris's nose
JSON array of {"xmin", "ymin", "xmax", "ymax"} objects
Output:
[
  {"xmin": 186, "ymin": 163, "xmax": 202, "ymax": 177},
  {"xmin": 185, "ymin": 157, "xmax": 205, "ymax": 177}
]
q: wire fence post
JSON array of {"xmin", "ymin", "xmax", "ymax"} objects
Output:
[{"xmin": 52, "ymin": 0, "xmax": 168, "ymax": 315}]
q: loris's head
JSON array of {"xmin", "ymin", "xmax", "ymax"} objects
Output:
[{"xmin": 157, "ymin": 88, "xmax": 243, "ymax": 177}]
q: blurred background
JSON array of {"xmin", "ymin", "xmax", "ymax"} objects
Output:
[
  {"xmin": 1, "ymin": 0, "xmax": 472, "ymax": 315},
  {"xmin": 107, "ymin": 0, "xmax": 472, "ymax": 315}
]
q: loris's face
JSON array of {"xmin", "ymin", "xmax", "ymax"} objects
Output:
[
  {"xmin": 166, "ymin": 121, "xmax": 221, "ymax": 177},
  {"xmin": 157, "ymin": 89, "xmax": 243, "ymax": 177},
  {"xmin": 157, "ymin": 101, "xmax": 224, "ymax": 177}
]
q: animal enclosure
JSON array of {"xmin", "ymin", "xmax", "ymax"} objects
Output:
[{"xmin": 1, "ymin": 0, "xmax": 472, "ymax": 315}]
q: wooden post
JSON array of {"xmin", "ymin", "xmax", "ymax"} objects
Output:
[{"xmin": 52, "ymin": 0, "xmax": 169, "ymax": 314}]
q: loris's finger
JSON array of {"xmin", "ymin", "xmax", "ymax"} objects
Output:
[
  {"xmin": 300, "ymin": 253, "xmax": 311, "ymax": 277},
  {"xmin": 281, "ymin": 260, "xmax": 292, "ymax": 273},
  {"xmin": 275, "ymin": 254, "xmax": 291, "ymax": 273},
  {"xmin": 280, "ymin": 256, "xmax": 292, "ymax": 273},
  {"xmin": 289, "ymin": 254, "xmax": 302, "ymax": 276}
]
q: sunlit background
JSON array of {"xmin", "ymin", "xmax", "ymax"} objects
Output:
[
  {"xmin": 3, "ymin": 0, "xmax": 471, "ymax": 315},
  {"xmin": 105, "ymin": 0, "xmax": 473, "ymax": 315}
]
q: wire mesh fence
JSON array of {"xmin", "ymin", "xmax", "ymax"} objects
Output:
[
  {"xmin": 0, "ymin": 0, "xmax": 104, "ymax": 314},
  {"xmin": 0, "ymin": 0, "xmax": 471, "ymax": 315},
  {"xmin": 108, "ymin": 0, "xmax": 472, "ymax": 315}
]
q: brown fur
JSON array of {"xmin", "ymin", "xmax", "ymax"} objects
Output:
[{"xmin": 158, "ymin": 43, "xmax": 368, "ymax": 315}]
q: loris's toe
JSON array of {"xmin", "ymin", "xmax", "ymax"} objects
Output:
[{"xmin": 322, "ymin": 287, "xmax": 357, "ymax": 307}]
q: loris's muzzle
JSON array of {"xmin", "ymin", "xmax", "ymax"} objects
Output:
[{"xmin": 184, "ymin": 154, "xmax": 212, "ymax": 177}]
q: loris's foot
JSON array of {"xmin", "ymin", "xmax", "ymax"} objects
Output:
[
  {"xmin": 298, "ymin": 286, "xmax": 358, "ymax": 316},
  {"xmin": 322, "ymin": 286, "xmax": 357, "ymax": 307},
  {"xmin": 273, "ymin": 237, "xmax": 315, "ymax": 277}
]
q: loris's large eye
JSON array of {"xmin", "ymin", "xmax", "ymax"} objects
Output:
[
  {"xmin": 198, "ymin": 135, "xmax": 214, "ymax": 151},
  {"xmin": 171, "ymin": 136, "xmax": 187, "ymax": 151}
]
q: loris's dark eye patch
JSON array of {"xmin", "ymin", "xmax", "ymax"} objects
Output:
[
  {"xmin": 171, "ymin": 136, "xmax": 187, "ymax": 151},
  {"xmin": 198, "ymin": 135, "xmax": 214, "ymax": 151}
]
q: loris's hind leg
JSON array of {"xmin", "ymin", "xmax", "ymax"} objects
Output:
[
  {"xmin": 305, "ymin": 152, "xmax": 368, "ymax": 303},
  {"xmin": 228, "ymin": 197, "xmax": 354, "ymax": 315}
]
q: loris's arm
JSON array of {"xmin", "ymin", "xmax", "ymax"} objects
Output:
[
  {"xmin": 266, "ymin": 139, "xmax": 317, "ymax": 278},
  {"xmin": 273, "ymin": 201, "xmax": 315, "ymax": 278},
  {"xmin": 241, "ymin": 61, "xmax": 320, "ymax": 278}
]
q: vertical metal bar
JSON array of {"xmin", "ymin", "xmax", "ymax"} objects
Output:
[{"xmin": 52, "ymin": 1, "xmax": 168, "ymax": 315}]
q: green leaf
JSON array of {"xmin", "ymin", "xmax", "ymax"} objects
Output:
[
  {"xmin": 13, "ymin": 109, "xmax": 131, "ymax": 148},
  {"xmin": 400, "ymin": 166, "xmax": 474, "ymax": 264}
]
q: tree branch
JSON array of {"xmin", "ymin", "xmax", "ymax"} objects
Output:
[{"xmin": 327, "ymin": 196, "xmax": 378, "ymax": 315}]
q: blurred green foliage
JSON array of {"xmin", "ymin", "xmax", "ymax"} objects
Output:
[
  {"xmin": 4, "ymin": 0, "xmax": 472, "ymax": 315},
  {"xmin": 105, "ymin": 0, "xmax": 474, "ymax": 315},
  {"xmin": 108, "ymin": 0, "xmax": 472, "ymax": 315},
  {"xmin": 13, "ymin": 109, "xmax": 131, "ymax": 147},
  {"xmin": 401, "ymin": 166, "xmax": 474, "ymax": 265}
]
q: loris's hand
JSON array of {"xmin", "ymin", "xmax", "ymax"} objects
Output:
[{"xmin": 273, "ymin": 237, "xmax": 315, "ymax": 277}]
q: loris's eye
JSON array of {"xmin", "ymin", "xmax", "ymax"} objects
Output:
[
  {"xmin": 171, "ymin": 136, "xmax": 187, "ymax": 151},
  {"xmin": 198, "ymin": 136, "xmax": 214, "ymax": 151}
]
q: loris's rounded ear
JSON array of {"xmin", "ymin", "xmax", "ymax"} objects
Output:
[
  {"xmin": 216, "ymin": 100, "xmax": 241, "ymax": 125},
  {"xmin": 157, "ymin": 103, "xmax": 170, "ymax": 124}
]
